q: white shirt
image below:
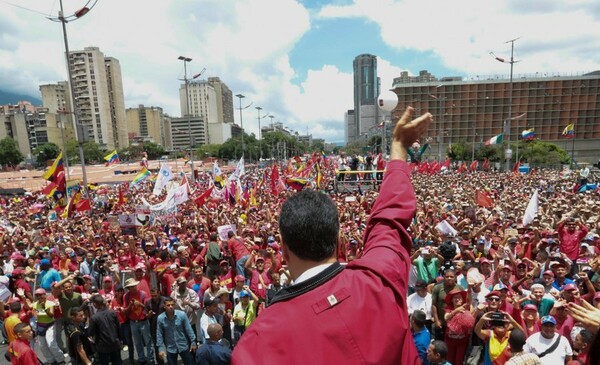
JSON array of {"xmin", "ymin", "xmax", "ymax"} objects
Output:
[
  {"xmin": 199, "ymin": 312, "xmax": 218, "ymax": 340},
  {"xmin": 294, "ymin": 263, "xmax": 334, "ymax": 285},
  {"xmin": 407, "ymin": 292, "xmax": 433, "ymax": 320},
  {"xmin": 524, "ymin": 332, "xmax": 572, "ymax": 364}
]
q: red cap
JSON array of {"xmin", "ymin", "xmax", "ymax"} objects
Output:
[
  {"xmin": 523, "ymin": 304, "xmax": 538, "ymax": 311},
  {"xmin": 103, "ymin": 276, "xmax": 113, "ymax": 282},
  {"xmin": 543, "ymin": 270, "xmax": 555, "ymax": 277},
  {"xmin": 563, "ymin": 284, "xmax": 578, "ymax": 291},
  {"xmin": 34, "ymin": 288, "xmax": 46, "ymax": 295},
  {"xmin": 235, "ymin": 275, "xmax": 245, "ymax": 282}
]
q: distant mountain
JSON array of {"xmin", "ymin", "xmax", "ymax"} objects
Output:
[{"xmin": 0, "ymin": 90, "xmax": 42, "ymax": 106}]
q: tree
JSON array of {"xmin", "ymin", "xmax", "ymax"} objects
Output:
[
  {"xmin": 33, "ymin": 142, "xmax": 61, "ymax": 165},
  {"xmin": 447, "ymin": 140, "xmax": 470, "ymax": 161},
  {"xmin": 197, "ymin": 144, "xmax": 221, "ymax": 158},
  {"xmin": 475, "ymin": 145, "xmax": 504, "ymax": 162},
  {"xmin": 141, "ymin": 141, "xmax": 166, "ymax": 159},
  {"xmin": 65, "ymin": 139, "xmax": 104, "ymax": 164},
  {"xmin": 0, "ymin": 138, "xmax": 24, "ymax": 167},
  {"xmin": 518, "ymin": 140, "xmax": 570, "ymax": 165}
]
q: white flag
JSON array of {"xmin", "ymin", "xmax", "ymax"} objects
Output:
[
  {"xmin": 233, "ymin": 157, "xmax": 245, "ymax": 179},
  {"xmin": 152, "ymin": 164, "xmax": 174, "ymax": 195},
  {"xmin": 435, "ymin": 220, "xmax": 458, "ymax": 237},
  {"xmin": 522, "ymin": 190, "xmax": 539, "ymax": 226},
  {"xmin": 212, "ymin": 162, "xmax": 222, "ymax": 177}
]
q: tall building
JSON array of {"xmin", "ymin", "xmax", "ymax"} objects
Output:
[
  {"xmin": 0, "ymin": 108, "xmax": 74, "ymax": 161},
  {"xmin": 126, "ymin": 105, "xmax": 171, "ymax": 150},
  {"xmin": 350, "ymin": 54, "xmax": 381, "ymax": 143},
  {"xmin": 179, "ymin": 77, "xmax": 235, "ymax": 144},
  {"xmin": 391, "ymin": 70, "xmax": 600, "ymax": 163},
  {"xmin": 67, "ymin": 46, "xmax": 128, "ymax": 150},
  {"xmin": 170, "ymin": 116, "xmax": 207, "ymax": 152}
]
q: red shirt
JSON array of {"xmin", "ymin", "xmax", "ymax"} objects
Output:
[
  {"xmin": 228, "ymin": 237, "xmax": 250, "ymax": 261},
  {"xmin": 110, "ymin": 297, "xmax": 128, "ymax": 324},
  {"xmin": 8, "ymin": 338, "xmax": 39, "ymax": 365},
  {"xmin": 124, "ymin": 290, "xmax": 148, "ymax": 321},
  {"xmin": 233, "ymin": 160, "xmax": 420, "ymax": 365},
  {"xmin": 188, "ymin": 276, "xmax": 211, "ymax": 296},
  {"xmin": 219, "ymin": 271, "xmax": 234, "ymax": 290},
  {"xmin": 558, "ymin": 222, "xmax": 589, "ymax": 261},
  {"xmin": 249, "ymin": 269, "xmax": 271, "ymax": 300}
]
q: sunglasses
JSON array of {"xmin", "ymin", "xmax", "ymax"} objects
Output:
[{"xmin": 488, "ymin": 297, "xmax": 501, "ymax": 302}]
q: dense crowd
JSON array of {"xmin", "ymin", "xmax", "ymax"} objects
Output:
[{"xmin": 1, "ymin": 115, "xmax": 599, "ymax": 365}]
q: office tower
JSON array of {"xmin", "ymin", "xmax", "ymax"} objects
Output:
[{"xmin": 352, "ymin": 54, "xmax": 381, "ymax": 143}]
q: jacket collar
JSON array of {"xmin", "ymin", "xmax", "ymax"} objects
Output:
[{"xmin": 267, "ymin": 262, "xmax": 344, "ymax": 306}]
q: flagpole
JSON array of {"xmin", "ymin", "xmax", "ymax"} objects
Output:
[{"xmin": 571, "ymin": 131, "xmax": 576, "ymax": 168}]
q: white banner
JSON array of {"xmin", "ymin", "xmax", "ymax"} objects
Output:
[{"xmin": 152, "ymin": 164, "xmax": 174, "ymax": 196}]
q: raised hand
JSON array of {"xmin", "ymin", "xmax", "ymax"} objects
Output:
[{"xmin": 391, "ymin": 106, "xmax": 433, "ymax": 161}]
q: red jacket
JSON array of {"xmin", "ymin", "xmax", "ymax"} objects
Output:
[
  {"xmin": 8, "ymin": 338, "xmax": 39, "ymax": 365},
  {"xmin": 557, "ymin": 221, "xmax": 588, "ymax": 261},
  {"xmin": 232, "ymin": 160, "xmax": 419, "ymax": 365}
]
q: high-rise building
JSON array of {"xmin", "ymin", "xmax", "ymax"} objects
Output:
[
  {"xmin": 0, "ymin": 108, "xmax": 74, "ymax": 161},
  {"xmin": 170, "ymin": 116, "xmax": 207, "ymax": 152},
  {"xmin": 179, "ymin": 77, "xmax": 235, "ymax": 144},
  {"xmin": 391, "ymin": 70, "xmax": 600, "ymax": 163},
  {"xmin": 67, "ymin": 46, "xmax": 128, "ymax": 150},
  {"xmin": 126, "ymin": 105, "xmax": 171, "ymax": 150},
  {"xmin": 350, "ymin": 54, "xmax": 381, "ymax": 144}
]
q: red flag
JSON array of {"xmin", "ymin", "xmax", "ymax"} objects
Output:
[
  {"xmin": 271, "ymin": 165, "xmax": 280, "ymax": 195},
  {"xmin": 42, "ymin": 182, "xmax": 58, "ymax": 196},
  {"xmin": 476, "ymin": 190, "xmax": 493, "ymax": 207},
  {"xmin": 194, "ymin": 186, "xmax": 214, "ymax": 207},
  {"xmin": 458, "ymin": 163, "xmax": 467, "ymax": 173},
  {"xmin": 180, "ymin": 172, "xmax": 192, "ymax": 194},
  {"xmin": 75, "ymin": 199, "xmax": 91, "ymax": 212},
  {"xmin": 513, "ymin": 160, "xmax": 521, "ymax": 174},
  {"xmin": 470, "ymin": 160, "xmax": 478, "ymax": 172},
  {"xmin": 442, "ymin": 158, "xmax": 451, "ymax": 169},
  {"xmin": 482, "ymin": 158, "xmax": 490, "ymax": 171}
]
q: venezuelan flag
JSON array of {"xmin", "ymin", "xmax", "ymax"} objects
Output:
[
  {"xmin": 104, "ymin": 150, "xmax": 119, "ymax": 166},
  {"xmin": 43, "ymin": 152, "xmax": 64, "ymax": 181},
  {"xmin": 562, "ymin": 124, "xmax": 575, "ymax": 138},
  {"xmin": 130, "ymin": 168, "xmax": 151, "ymax": 186},
  {"xmin": 521, "ymin": 129, "xmax": 535, "ymax": 140}
]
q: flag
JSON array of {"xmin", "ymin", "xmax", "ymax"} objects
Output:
[
  {"xmin": 469, "ymin": 160, "xmax": 478, "ymax": 172},
  {"xmin": 75, "ymin": 199, "xmax": 91, "ymax": 212},
  {"xmin": 61, "ymin": 191, "xmax": 81, "ymax": 218},
  {"xmin": 562, "ymin": 124, "xmax": 575, "ymax": 138},
  {"xmin": 522, "ymin": 190, "xmax": 539, "ymax": 226},
  {"xmin": 485, "ymin": 134, "xmax": 503, "ymax": 146},
  {"xmin": 442, "ymin": 158, "xmax": 451, "ymax": 169},
  {"xmin": 103, "ymin": 150, "xmax": 119, "ymax": 166},
  {"xmin": 130, "ymin": 168, "xmax": 151, "ymax": 186},
  {"xmin": 482, "ymin": 158, "xmax": 490, "ymax": 171},
  {"xmin": 43, "ymin": 152, "xmax": 65, "ymax": 181},
  {"xmin": 232, "ymin": 157, "xmax": 245, "ymax": 179},
  {"xmin": 152, "ymin": 164, "xmax": 174, "ymax": 195},
  {"xmin": 521, "ymin": 129, "xmax": 535, "ymax": 140},
  {"xmin": 194, "ymin": 186, "xmax": 214, "ymax": 207},
  {"xmin": 117, "ymin": 185, "xmax": 127, "ymax": 206},
  {"xmin": 315, "ymin": 162, "xmax": 322, "ymax": 189},
  {"xmin": 476, "ymin": 190, "xmax": 493, "ymax": 207},
  {"xmin": 180, "ymin": 171, "xmax": 192, "ymax": 194},
  {"xmin": 285, "ymin": 177, "xmax": 309, "ymax": 191},
  {"xmin": 212, "ymin": 161, "xmax": 222, "ymax": 178},
  {"xmin": 271, "ymin": 164, "xmax": 280, "ymax": 196},
  {"xmin": 513, "ymin": 160, "xmax": 521, "ymax": 174}
]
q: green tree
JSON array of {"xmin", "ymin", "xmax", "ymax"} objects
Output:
[
  {"xmin": 518, "ymin": 140, "xmax": 570, "ymax": 165},
  {"xmin": 141, "ymin": 141, "xmax": 166, "ymax": 159},
  {"xmin": 33, "ymin": 142, "xmax": 61, "ymax": 165},
  {"xmin": 0, "ymin": 138, "xmax": 24, "ymax": 167},
  {"xmin": 447, "ymin": 140, "xmax": 470, "ymax": 161},
  {"xmin": 65, "ymin": 139, "xmax": 104, "ymax": 164},
  {"xmin": 197, "ymin": 144, "xmax": 221, "ymax": 158},
  {"xmin": 475, "ymin": 144, "xmax": 504, "ymax": 162}
]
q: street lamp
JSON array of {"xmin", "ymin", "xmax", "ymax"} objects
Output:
[
  {"xmin": 235, "ymin": 94, "xmax": 253, "ymax": 159},
  {"xmin": 178, "ymin": 55, "xmax": 195, "ymax": 183},
  {"xmin": 256, "ymin": 107, "xmax": 270, "ymax": 161},
  {"xmin": 429, "ymin": 84, "xmax": 444, "ymax": 161},
  {"xmin": 491, "ymin": 37, "xmax": 520, "ymax": 171},
  {"xmin": 47, "ymin": 0, "xmax": 99, "ymax": 199}
]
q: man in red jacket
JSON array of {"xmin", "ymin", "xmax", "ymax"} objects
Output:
[
  {"xmin": 7, "ymin": 322, "xmax": 39, "ymax": 365},
  {"xmin": 232, "ymin": 106, "xmax": 432, "ymax": 364},
  {"xmin": 557, "ymin": 217, "xmax": 588, "ymax": 261}
]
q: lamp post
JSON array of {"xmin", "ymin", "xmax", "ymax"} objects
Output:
[
  {"xmin": 178, "ymin": 55, "xmax": 195, "ymax": 183},
  {"xmin": 472, "ymin": 130, "xmax": 478, "ymax": 162},
  {"xmin": 49, "ymin": 0, "xmax": 99, "ymax": 199},
  {"xmin": 256, "ymin": 107, "xmax": 270, "ymax": 161},
  {"xmin": 491, "ymin": 37, "xmax": 520, "ymax": 171},
  {"xmin": 429, "ymin": 85, "xmax": 444, "ymax": 161},
  {"xmin": 235, "ymin": 94, "xmax": 245, "ymax": 158}
]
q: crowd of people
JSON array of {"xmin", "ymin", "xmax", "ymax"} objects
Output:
[{"xmin": 0, "ymin": 105, "xmax": 599, "ymax": 365}]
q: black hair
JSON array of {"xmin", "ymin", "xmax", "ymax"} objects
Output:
[
  {"xmin": 227, "ymin": 231, "xmax": 234, "ymax": 238},
  {"xmin": 508, "ymin": 328, "xmax": 526, "ymax": 352},
  {"xmin": 579, "ymin": 329, "xmax": 594, "ymax": 345},
  {"xmin": 279, "ymin": 189, "xmax": 339, "ymax": 261},
  {"xmin": 411, "ymin": 310, "xmax": 426, "ymax": 327},
  {"xmin": 13, "ymin": 322, "xmax": 29, "ymax": 334},
  {"xmin": 91, "ymin": 294, "xmax": 105, "ymax": 306},
  {"xmin": 430, "ymin": 340, "xmax": 448, "ymax": 359},
  {"xmin": 210, "ymin": 233, "xmax": 219, "ymax": 241},
  {"xmin": 70, "ymin": 306, "xmax": 83, "ymax": 316},
  {"xmin": 9, "ymin": 301, "xmax": 22, "ymax": 313}
]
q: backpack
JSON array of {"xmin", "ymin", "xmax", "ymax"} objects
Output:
[{"xmin": 206, "ymin": 242, "xmax": 223, "ymax": 262}]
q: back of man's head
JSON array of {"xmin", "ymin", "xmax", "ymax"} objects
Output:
[
  {"xmin": 207, "ymin": 323, "xmax": 223, "ymax": 340},
  {"xmin": 431, "ymin": 340, "xmax": 448, "ymax": 359},
  {"xmin": 9, "ymin": 301, "xmax": 21, "ymax": 313},
  {"xmin": 227, "ymin": 231, "xmax": 234, "ymax": 238},
  {"xmin": 508, "ymin": 328, "xmax": 526, "ymax": 353},
  {"xmin": 411, "ymin": 310, "xmax": 426, "ymax": 328},
  {"xmin": 279, "ymin": 189, "xmax": 339, "ymax": 262}
]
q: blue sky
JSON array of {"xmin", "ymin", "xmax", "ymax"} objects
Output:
[{"xmin": 0, "ymin": 0, "xmax": 599, "ymax": 143}]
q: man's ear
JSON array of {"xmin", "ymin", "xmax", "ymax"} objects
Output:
[{"xmin": 281, "ymin": 243, "xmax": 290, "ymax": 263}]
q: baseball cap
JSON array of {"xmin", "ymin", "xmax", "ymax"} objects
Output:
[
  {"xmin": 523, "ymin": 304, "xmax": 538, "ymax": 311},
  {"xmin": 103, "ymin": 276, "xmax": 113, "ymax": 282},
  {"xmin": 40, "ymin": 258, "xmax": 51, "ymax": 266},
  {"xmin": 235, "ymin": 275, "xmax": 245, "ymax": 282},
  {"xmin": 204, "ymin": 297, "xmax": 220, "ymax": 307},
  {"xmin": 563, "ymin": 283, "xmax": 578, "ymax": 291},
  {"xmin": 541, "ymin": 315, "xmax": 557, "ymax": 326},
  {"xmin": 34, "ymin": 288, "xmax": 46, "ymax": 295},
  {"xmin": 239, "ymin": 290, "xmax": 251, "ymax": 298},
  {"xmin": 543, "ymin": 270, "xmax": 555, "ymax": 277},
  {"xmin": 219, "ymin": 260, "xmax": 229, "ymax": 266},
  {"xmin": 493, "ymin": 283, "xmax": 509, "ymax": 291},
  {"xmin": 176, "ymin": 276, "xmax": 188, "ymax": 284},
  {"xmin": 479, "ymin": 258, "xmax": 491, "ymax": 265}
]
